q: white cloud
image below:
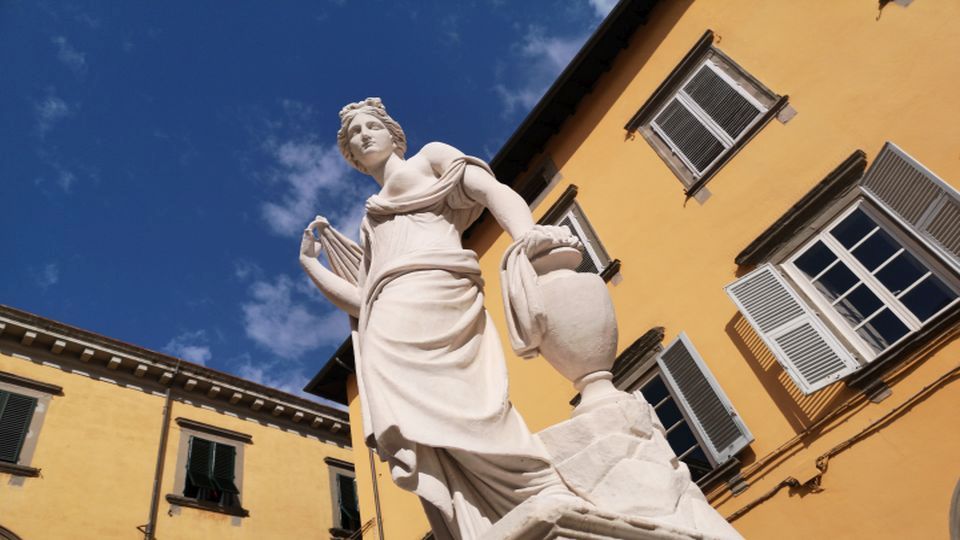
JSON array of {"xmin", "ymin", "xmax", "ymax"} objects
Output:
[
  {"xmin": 234, "ymin": 359, "xmax": 312, "ymax": 399},
  {"xmin": 260, "ymin": 140, "xmax": 357, "ymax": 236},
  {"xmin": 35, "ymin": 94, "xmax": 70, "ymax": 136},
  {"xmin": 164, "ymin": 330, "xmax": 213, "ymax": 366},
  {"xmin": 52, "ymin": 36, "xmax": 86, "ymax": 74},
  {"xmin": 35, "ymin": 263, "xmax": 60, "ymax": 289},
  {"xmin": 588, "ymin": 0, "xmax": 619, "ymax": 18},
  {"xmin": 57, "ymin": 168, "xmax": 76, "ymax": 192},
  {"xmin": 234, "ymin": 259, "xmax": 264, "ymax": 281},
  {"xmin": 241, "ymin": 274, "xmax": 348, "ymax": 359}
]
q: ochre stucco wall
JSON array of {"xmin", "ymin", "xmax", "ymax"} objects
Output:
[
  {"xmin": 343, "ymin": 1, "xmax": 960, "ymax": 538},
  {"xmin": 0, "ymin": 350, "xmax": 354, "ymax": 539}
]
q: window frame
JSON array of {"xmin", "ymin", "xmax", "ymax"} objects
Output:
[
  {"xmin": 626, "ymin": 30, "xmax": 786, "ymax": 195},
  {"xmin": 0, "ymin": 373, "xmax": 59, "ymax": 477},
  {"xmin": 783, "ymin": 200, "xmax": 960, "ymax": 362},
  {"xmin": 325, "ymin": 458, "xmax": 360, "ymax": 537},
  {"xmin": 167, "ymin": 418, "xmax": 249, "ymax": 517},
  {"xmin": 537, "ymin": 186, "xmax": 618, "ymax": 279}
]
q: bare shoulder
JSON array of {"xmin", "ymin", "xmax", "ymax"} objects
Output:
[{"xmin": 417, "ymin": 142, "xmax": 465, "ymax": 175}]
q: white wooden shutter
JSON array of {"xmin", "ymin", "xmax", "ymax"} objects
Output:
[
  {"xmin": 861, "ymin": 142, "xmax": 960, "ymax": 272},
  {"xmin": 657, "ymin": 333, "xmax": 752, "ymax": 465},
  {"xmin": 725, "ymin": 264, "xmax": 859, "ymax": 394}
]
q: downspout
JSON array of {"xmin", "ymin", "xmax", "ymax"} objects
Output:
[
  {"xmin": 144, "ymin": 359, "xmax": 182, "ymax": 540},
  {"xmin": 368, "ymin": 447, "xmax": 386, "ymax": 540}
]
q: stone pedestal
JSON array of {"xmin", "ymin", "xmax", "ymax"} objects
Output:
[
  {"xmin": 526, "ymin": 393, "xmax": 743, "ymax": 540},
  {"xmin": 482, "ymin": 496, "xmax": 710, "ymax": 540}
]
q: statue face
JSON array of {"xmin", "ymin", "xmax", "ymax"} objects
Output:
[{"xmin": 347, "ymin": 112, "xmax": 395, "ymax": 168}]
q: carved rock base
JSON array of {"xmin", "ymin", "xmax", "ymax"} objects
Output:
[{"xmin": 533, "ymin": 393, "xmax": 743, "ymax": 540}]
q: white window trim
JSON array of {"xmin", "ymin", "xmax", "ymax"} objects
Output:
[
  {"xmin": 559, "ymin": 205, "xmax": 606, "ymax": 273},
  {"xmin": 650, "ymin": 58, "xmax": 769, "ymax": 177},
  {"xmin": 782, "ymin": 200, "xmax": 960, "ymax": 362},
  {"xmin": 326, "ymin": 459, "xmax": 358, "ymax": 532}
]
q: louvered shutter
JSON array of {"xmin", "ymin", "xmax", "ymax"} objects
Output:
[
  {"xmin": 726, "ymin": 264, "xmax": 859, "ymax": 394},
  {"xmin": 212, "ymin": 443, "xmax": 239, "ymax": 494},
  {"xmin": 656, "ymin": 333, "xmax": 752, "ymax": 465},
  {"xmin": 682, "ymin": 65, "xmax": 761, "ymax": 139},
  {"xmin": 337, "ymin": 474, "xmax": 360, "ymax": 530},
  {"xmin": 558, "ymin": 216, "xmax": 600, "ymax": 274},
  {"xmin": 186, "ymin": 437, "xmax": 216, "ymax": 490},
  {"xmin": 652, "ymin": 98, "xmax": 725, "ymax": 174},
  {"xmin": 0, "ymin": 391, "xmax": 37, "ymax": 463},
  {"xmin": 861, "ymin": 142, "xmax": 960, "ymax": 272}
]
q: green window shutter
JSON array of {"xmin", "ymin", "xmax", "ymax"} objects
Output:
[
  {"xmin": 212, "ymin": 443, "xmax": 239, "ymax": 494},
  {"xmin": 0, "ymin": 390, "xmax": 37, "ymax": 464},
  {"xmin": 186, "ymin": 437, "xmax": 216, "ymax": 490}
]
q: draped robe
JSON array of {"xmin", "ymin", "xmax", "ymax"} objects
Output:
[{"xmin": 325, "ymin": 157, "xmax": 561, "ymax": 539}]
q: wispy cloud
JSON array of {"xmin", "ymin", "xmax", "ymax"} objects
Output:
[
  {"xmin": 35, "ymin": 263, "xmax": 60, "ymax": 289},
  {"xmin": 164, "ymin": 330, "xmax": 213, "ymax": 366},
  {"xmin": 52, "ymin": 36, "xmax": 87, "ymax": 74},
  {"xmin": 240, "ymin": 274, "xmax": 348, "ymax": 360},
  {"xmin": 35, "ymin": 93, "xmax": 70, "ymax": 136},
  {"xmin": 493, "ymin": 1, "xmax": 615, "ymax": 118},
  {"xmin": 233, "ymin": 357, "xmax": 317, "ymax": 400}
]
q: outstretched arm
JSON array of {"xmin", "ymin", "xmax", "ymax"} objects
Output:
[
  {"xmin": 299, "ymin": 219, "xmax": 361, "ymax": 318},
  {"xmin": 422, "ymin": 142, "xmax": 535, "ymax": 240}
]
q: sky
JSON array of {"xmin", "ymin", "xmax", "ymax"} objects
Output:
[{"xmin": 0, "ymin": 0, "xmax": 617, "ymax": 404}]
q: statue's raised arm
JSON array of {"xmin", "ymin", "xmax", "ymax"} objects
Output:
[{"xmin": 298, "ymin": 215, "xmax": 361, "ymax": 318}]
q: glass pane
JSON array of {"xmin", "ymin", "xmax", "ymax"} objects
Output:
[
  {"xmin": 901, "ymin": 275, "xmax": 957, "ymax": 321},
  {"xmin": 794, "ymin": 241, "xmax": 836, "ymax": 279},
  {"xmin": 875, "ymin": 251, "xmax": 926, "ymax": 295},
  {"xmin": 683, "ymin": 447, "xmax": 713, "ymax": 483},
  {"xmin": 851, "ymin": 229, "xmax": 900, "ymax": 271},
  {"xmin": 830, "ymin": 208, "xmax": 876, "ymax": 248},
  {"xmin": 665, "ymin": 422, "xmax": 700, "ymax": 460},
  {"xmin": 640, "ymin": 375, "xmax": 670, "ymax": 406},
  {"xmin": 834, "ymin": 284, "xmax": 883, "ymax": 326},
  {"xmin": 813, "ymin": 262, "xmax": 858, "ymax": 301},
  {"xmin": 856, "ymin": 309, "xmax": 909, "ymax": 353},
  {"xmin": 655, "ymin": 398, "xmax": 684, "ymax": 430}
]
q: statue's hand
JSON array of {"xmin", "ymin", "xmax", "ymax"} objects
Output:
[{"xmin": 300, "ymin": 215, "xmax": 329, "ymax": 260}]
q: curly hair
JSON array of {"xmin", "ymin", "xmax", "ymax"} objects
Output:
[{"xmin": 336, "ymin": 97, "xmax": 407, "ymax": 173}]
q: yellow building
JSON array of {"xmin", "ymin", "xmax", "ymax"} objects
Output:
[
  {"xmin": 0, "ymin": 304, "xmax": 359, "ymax": 540},
  {"xmin": 308, "ymin": 1, "xmax": 960, "ymax": 538}
]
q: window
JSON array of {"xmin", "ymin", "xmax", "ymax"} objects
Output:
[
  {"xmin": 785, "ymin": 203, "xmax": 958, "ymax": 361},
  {"xmin": 167, "ymin": 418, "xmax": 249, "ymax": 517},
  {"xmin": 727, "ymin": 142, "xmax": 960, "ymax": 394},
  {"xmin": 0, "ymin": 390, "xmax": 36, "ymax": 465},
  {"xmin": 553, "ymin": 201, "xmax": 611, "ymax": 274},
  {"xmin": 626, "ymin": 30, "xmax": 784, "ymax": 193},
  {"xmin": 0, "ymin": 371, "xmax": 59, "ymax": 477},
  {"xmin": 184, "ymin": 436, "xmax": 240, "ymax": 509},
  {"xmin": 325, "ymin": 458, "xmax": 360, "ymax": 537},
  {"xmin": 537, "ymin": 186, "xmax": 615, "ymax": 277},
  {"xmin": 627, "ymin": 333, "xmax": 752, "ymax": 483}
]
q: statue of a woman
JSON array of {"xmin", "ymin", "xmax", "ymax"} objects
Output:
[{"xmin": 299, "ymin": 98, "xmax": 572, "ymax": 539}]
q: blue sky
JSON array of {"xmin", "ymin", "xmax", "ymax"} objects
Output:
[{"xmin": 1, "ymin": 0, "xmax": 616, "ymax": 402}]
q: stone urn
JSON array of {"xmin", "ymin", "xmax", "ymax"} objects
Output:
[{"xmin": 530, "ymin": 246, "xmax": 620, "ymax": 415}]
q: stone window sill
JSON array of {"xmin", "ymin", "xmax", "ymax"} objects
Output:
[
  {"xmin": 165, "ymin": 494, "xmax": 249, "ymax": 517},
  {"xmin": 0, "ymin": 462, "xmax": 40, "ymax": 477}
]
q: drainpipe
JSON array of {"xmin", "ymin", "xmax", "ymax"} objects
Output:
[
  {"xmin": 144, "ymin": 359, "xmax": 181, "ymax": 540},
  {"xmin": 368, "ymin": 447, "xmax": 385, "ymax": 540}
]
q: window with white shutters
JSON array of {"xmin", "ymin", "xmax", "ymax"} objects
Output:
[
  {"xmin": 631, "ymin": 333, "xmax": 752, "ymax": 481},
  {"xmin": 726, "ymin": 142, "xmax": 960, "ymax": 393},
  {"xmin": 627, "ymin": 31, "xmax": 783, "ymax": 193}
]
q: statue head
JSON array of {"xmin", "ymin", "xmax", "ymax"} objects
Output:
[{"xmin": 337, "ymin": 97, "xmax": 407, "ymax": 173}]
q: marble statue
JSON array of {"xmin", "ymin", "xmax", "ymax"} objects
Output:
[
  {"xmin": 299, "ymin": 98, "xmax": 574, "ymax": 540},
  {"xmin": 300, "ymin": 98, "xmax": 744, "ymax": 540}
]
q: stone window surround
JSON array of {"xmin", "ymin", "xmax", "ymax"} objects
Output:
[
  {"xmin": 0, "ymin": 371, "xmax": 62, "ymax": 478},
  {"xmin": 325, "ymin": 457, "xmax": 359, "ymax": 537},
  {"xmin": 625, "ymin": 29, "xmax": 788, "ymax": 197},
  {"xmin": 166, "ymin": 417, "xmax": 251, "ymax": 518},
  {"xmin": 537, "ymin": 184, "xmax": 621, "ymax": 282}
]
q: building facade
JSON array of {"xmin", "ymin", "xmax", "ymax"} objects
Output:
[
  {"xmin": 308, "ymin": 1, "xmax": 960, "ymax": 538},
  {"xmin": 0, "ymin": 304, "xmax": 359, "ymax": 540}
]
